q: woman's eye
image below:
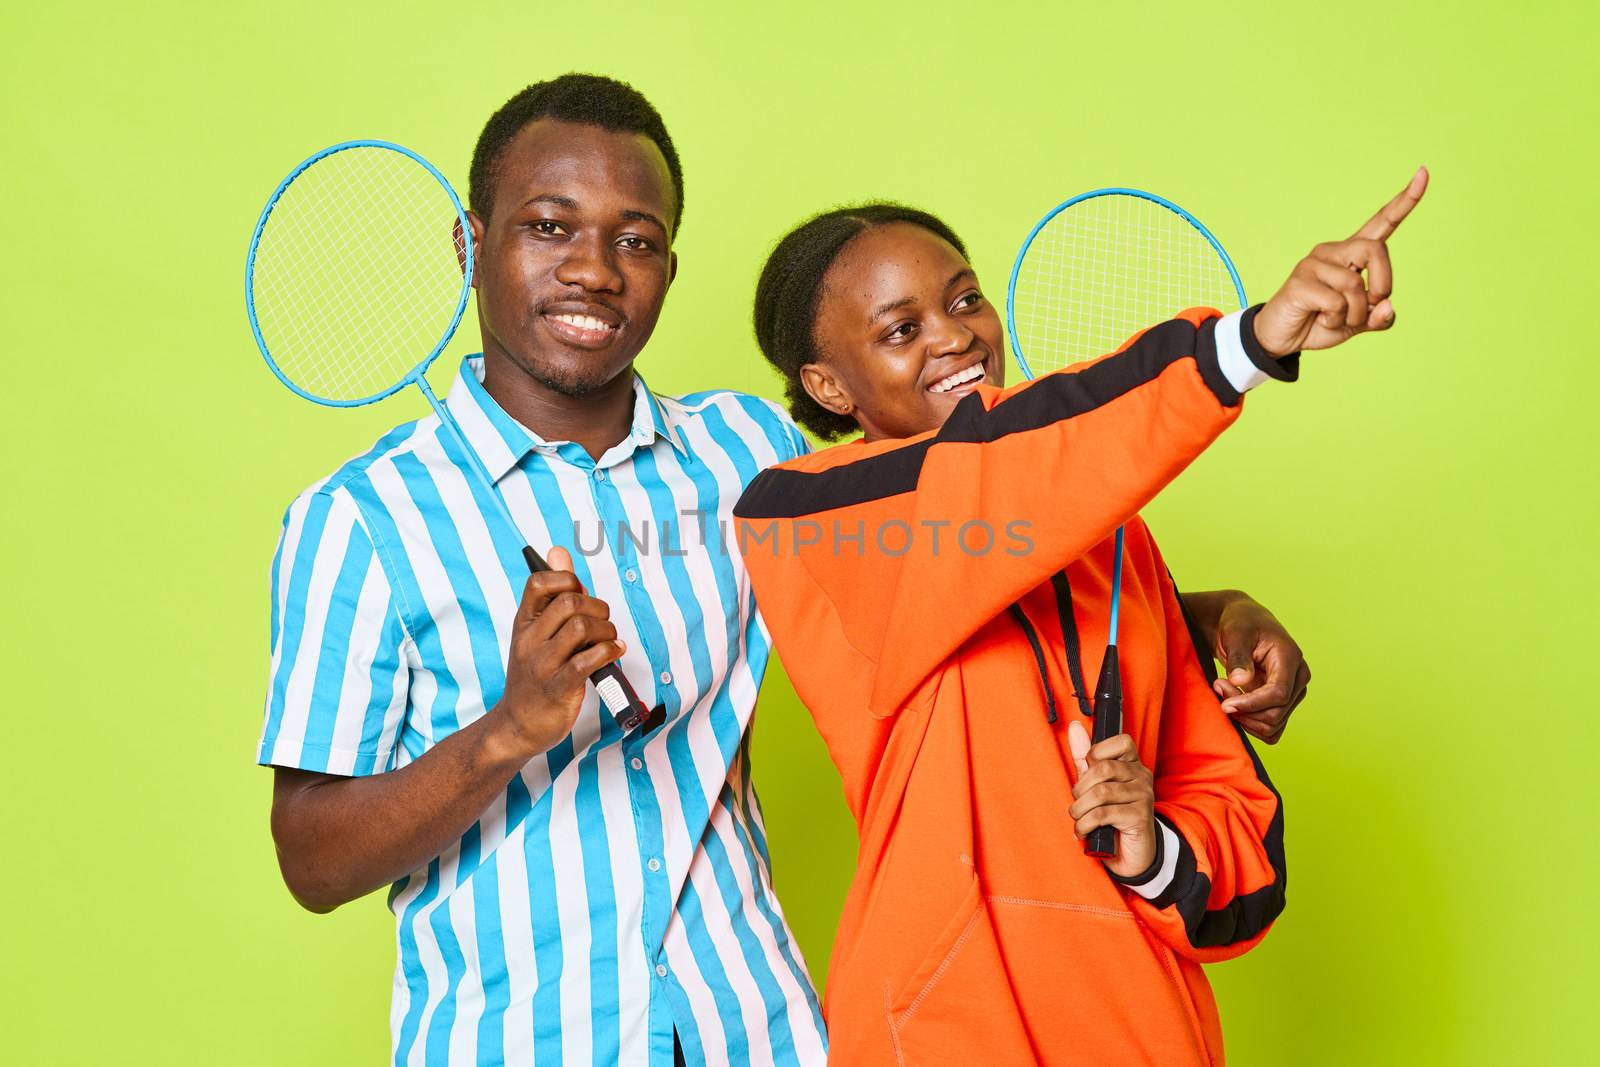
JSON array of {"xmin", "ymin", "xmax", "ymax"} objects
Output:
[
  {"xmin": 887, "ymin": 322, "xmax": 918, "ymax": 341},
  {"xmin": 954, "ymin": 291, "xmax": 984, "ymax": 310}
]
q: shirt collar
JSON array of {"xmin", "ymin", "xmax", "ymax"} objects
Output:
[{"xmin": 444, "ymin": 355, "xmax": 688, "ymax": 482}]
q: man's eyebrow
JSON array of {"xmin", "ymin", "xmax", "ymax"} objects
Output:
[
  {"xmin": 868, "ymin": 296, "xmax": 916, "ymax": 325},
  {"xmin": 520, "ymin": 193, "xmax": 578, "ymax": 210},
  {"xmin": 621, "ymin": 208, "xmax": 669, "ymax": 233},
  {"xmin": 947, "ymin": 268, "xmax": 975, "ymax": 287}
]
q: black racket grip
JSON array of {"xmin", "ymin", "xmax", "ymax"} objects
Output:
[
  {"xmin": 520, "ymin": 547, "xmax": 659, "ymax": 733},
  {"xmin": 1086, "ymin": 647, "xmax": 1123, "ymax": 860}
]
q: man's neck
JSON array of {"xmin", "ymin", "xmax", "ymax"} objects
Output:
[{"xmin": 480, "ymin": 353, "xmax": 639, "ymax": 463}]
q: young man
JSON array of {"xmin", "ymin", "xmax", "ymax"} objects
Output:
[{"xmin": 257, "ymin": 74, "xmax": 1309, "ymax": 1066}]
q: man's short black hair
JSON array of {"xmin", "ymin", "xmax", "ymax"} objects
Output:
[
  {"xmin": 469, "ymin": 72, "xmax": 684, "ymax": 233},
  {"xmin": 753, "ymin": 204, "xmax": 970, "ymax": 439}
]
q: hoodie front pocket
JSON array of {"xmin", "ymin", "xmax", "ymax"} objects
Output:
[
  {"xmin": 884, "ymin": 874, "xmax": 1037, "ymax": 1064},
  {"xmin": 983, "ymin": 894, "xmax": 1212, "ymax": 1066}
]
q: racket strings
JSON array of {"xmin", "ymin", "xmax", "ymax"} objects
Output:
[
  {"xmin": 250, "ymin": 146, "xmax": 467, "ymax": 403},
  {"xmin": 1011, "ymin": 194, "xmax": 1241, "ymax": 375}
]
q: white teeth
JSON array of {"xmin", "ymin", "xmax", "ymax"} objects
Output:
[
  {"xmin": 930, "ymin": 364, "xmax": 984, "ymax": 393},
  {"xmin": 550, "ymin": 313, "xmax": 614, "ymax": 332}
]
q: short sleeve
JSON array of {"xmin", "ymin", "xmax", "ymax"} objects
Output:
[
  {"xmin": 773, "ymin": 405, "xmax": 813, "ymax": 461},
  {"xmin": 733, "ymin": 394, "xmax": 812, "ymax": 464},
  {"xmin": 258, "ymin": 486, "xmax": 410, "ymax": 776}
]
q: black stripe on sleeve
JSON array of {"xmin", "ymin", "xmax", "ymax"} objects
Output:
[
  {"xmin": 733, "ymin": 314, "xmax": 1232, "ymax": 520},
  {"xmin": 1149, "ymin": 727, "xmax": 1288, "ymax": 949}
]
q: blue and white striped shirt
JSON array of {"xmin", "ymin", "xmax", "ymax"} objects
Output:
[{"xmin": 259, "ymin": 356, "xmax": 827, "ymax": 1066}]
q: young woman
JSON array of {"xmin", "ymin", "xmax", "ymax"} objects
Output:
[{"xmin": 734, "ymin": 175, "xmax": 1424, "ymax": 1064}]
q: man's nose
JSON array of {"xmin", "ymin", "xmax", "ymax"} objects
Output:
[{"xmin": 554, "ymin": 235, "xmax": 624, "ymax": 294}]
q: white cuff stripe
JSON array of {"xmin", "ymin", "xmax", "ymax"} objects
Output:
[
  {"xmin": 1215, "ymin": 309, "xmax": 1269, "ymax": 395},
  {"xmin": 1127, "ymin": 821, "xmax": 1182, "ymax": 901}
]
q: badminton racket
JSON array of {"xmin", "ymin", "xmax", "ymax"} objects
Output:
[{"xmin": 1005, "ymin": 188, "xmax": 1246, "ymax": 859}]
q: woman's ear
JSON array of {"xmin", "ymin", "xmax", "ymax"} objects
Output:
[{"xmin": 800, "ymin": 362, "xmax": 854, "ymax": 417}]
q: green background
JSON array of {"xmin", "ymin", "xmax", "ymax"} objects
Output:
[{"xmin": 4, "ymin": 1, "xmax": 1595, "ymax": 1062}]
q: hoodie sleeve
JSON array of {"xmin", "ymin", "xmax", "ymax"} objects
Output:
[
  {"xmin": 734, "ymin": 306, "xmax": 1295, "ymax": 719},
  {"xmin": 1111, "ymin": 540, "xmax": 1288, "ymax": 962}
]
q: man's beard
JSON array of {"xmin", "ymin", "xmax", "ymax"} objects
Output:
[
  {"xmin": 531, "ymin": 365, "xmax": 618, "ymax": 398},
  {"xmin": 514, "ymin": 351, "xmax": 627, "ymax": 398}
]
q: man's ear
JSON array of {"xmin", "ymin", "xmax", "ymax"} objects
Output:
[
  {"xmin": 459, "ymin": 212, "xmax": 486, "ymax": 288},
  {"xmin": 666, "ymin": 249, "xmax": 678, "ymax": 290},
  {"xmin": 800, "ymin": 362, "xmax": 854, "ymax": 418}
]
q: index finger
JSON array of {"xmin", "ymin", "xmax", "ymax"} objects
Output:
[
  {"xmin": 1353, "ymin": 167, "xmax": 1429, "ymax": 241},
  {"xmin": 1089, "ymin": 733, "xmax": 1139, "ymax": 763}
]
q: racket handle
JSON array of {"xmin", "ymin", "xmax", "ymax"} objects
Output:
[
  {"xmin": 520, "ymin": 547, "xmax": 659, "ymax": 733},
  {"xmin": 1086, "ymin": 646, "xmax": 1123, "ymax": 860}
]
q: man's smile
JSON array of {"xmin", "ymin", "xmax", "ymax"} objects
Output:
[{"xmin": 539, "ymin": 300, "xmax": 623, "ymax": 349}]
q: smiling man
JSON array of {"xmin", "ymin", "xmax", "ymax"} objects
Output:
[{"xmin": 259, "ymin": 74, "xmax": 826, "ymax": 1066}]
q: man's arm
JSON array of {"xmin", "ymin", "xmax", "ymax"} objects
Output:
[
  {"xmin": 1177, "ymin": 589, "xmax": 1311, "ymax": 744},
  {"xmin": 269, "ymin": 547, "xmax": 624, "ymax": 912},
  {"xmin": 272, "ymin": 716, "xmax": 536, "ymax": 911}
]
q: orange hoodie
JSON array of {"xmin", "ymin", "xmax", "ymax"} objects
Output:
[{"xmin": 735, "ymin": 308, "xmax": 1291, "ymax": 1065}]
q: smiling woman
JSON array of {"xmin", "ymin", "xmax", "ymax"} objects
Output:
[{"xmin": 735, "ymin": 186, "xmax": 1426, "ymax": 1063}]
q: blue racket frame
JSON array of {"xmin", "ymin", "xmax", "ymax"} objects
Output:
[
  {"xmin": 244, "ymin": 139, "xmax": 475, "ymax": 410},
  {"xmin": 1004, "ymin": 187, "xmax": 1246, "ymax": 381}
]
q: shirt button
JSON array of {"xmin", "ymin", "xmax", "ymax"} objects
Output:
[
  {"xmin": 647, "ymin": 857, "xmax": 662, "ymax": 872},
  {"xmin": 659, "ymin": 671, "xmax": 673, "ymax": 686},
  {"xmin": 630, "ymin": 757, "xmax": 644, "ymax": 771},
  {"xmin": 655, "ymin": 964, "xmax": 668, "ymax": 979},
  {"xmin": 624, "ymin": 568, "xmax": 638, "ymax": 583},
  {"xmin": 593, "ymin": 469, "xmax": 606, "ymax": 482}
]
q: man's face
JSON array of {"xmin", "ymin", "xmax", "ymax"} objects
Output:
[{"xmin": 468, "ymin": 119, "xmax": 677, "ymax": 397}]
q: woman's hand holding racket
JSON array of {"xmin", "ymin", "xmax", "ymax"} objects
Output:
[
  {"xmin": 1067, "ymin": 721, "xmax": 1159, "ymax": 880},
  {"xmin": 491, "ymin": 547, "xmax": 630, "ymax": 759},
  {"xmin": 1253, "ymin": 167, "xmax": 1429, "ymax": 356}
]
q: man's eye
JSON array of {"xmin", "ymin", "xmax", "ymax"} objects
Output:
[
  {"xmin": 618, "ymin": 235, "xmax": 652, "ymax": 251},
  {"xmin": 887, "ymin": 322, "xmax": 918, "ymax": 341},
  {"xmin": 530, "ymin": 220, "xmax": 564, "ymax": 235},
  {"xmin": 954, "ymin": 291, "xmax": 984, "ymax": 310}
]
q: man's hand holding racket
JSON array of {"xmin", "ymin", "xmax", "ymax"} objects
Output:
[
  {"xmin": 1253, "ymin": 167, "xmax": 1429, "ymax": 356},
  {"xmin": 491, "ymin": 547, "xmax": 629, "ymax": 758},
  {"xmin": 1212, "ymin": 597, "xmax": 1310, "ymax": 744}
]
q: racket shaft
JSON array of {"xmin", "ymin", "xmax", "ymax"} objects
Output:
[
  {"xmin": 520, "ymin": 546, "xmax": 656, "ymax": 733},
  {"xmin": 1086, "ymin": 646, "xmax": 1122, "ymax": 859}
]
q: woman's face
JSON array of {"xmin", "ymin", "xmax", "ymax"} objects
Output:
[{"xmin": 804, "ymin": 223, "xmax": 1007, "ymax": 441}]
